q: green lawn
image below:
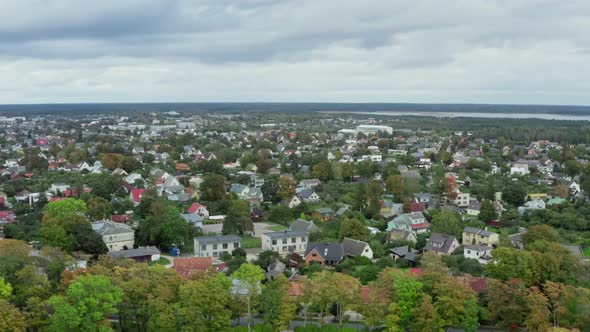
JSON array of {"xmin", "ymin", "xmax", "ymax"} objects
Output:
[
  {"xmin": 263, "ymin": 222, "xmax": 287, "ymax": 231},
  {"xmin": 242, "ymin": 236, "xmax": 262, "ymax": 249},
  {"xmin": 149, "ymin": 257, "xmax": 170, "ymax": 266},
  {"xmin": 584, "ymin": 246, "xmax": 590, "ymax": 257}
]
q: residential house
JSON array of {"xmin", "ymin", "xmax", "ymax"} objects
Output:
[
  {"xmin": 296, "ymin": 188, "xmax": 321, "ymax": 203},
  {"xmin": 389, "ymin": 246, "xmax": 420, "ymax": 265},
  {"xmin": 312, "ymin": 208, "xmax": 335, "ymax": 222},
  {"xmin": 508, "ymin": 230, "xmax": 526, "ymax": 249},
  {"xmin": 453, "ymin": 192, "xmax": 470, "ymax": 208},
  {"xmin": 299, "ymin": 179, "xmax": 322, "ymax": 189},
  {"xmin": 130, "ymin": 188, "xmax": 146, "ymax": 206},
  {"xmin": 229, "ymin": 184, "xmax": 264, "ymax": 205},
  {"xmin": 517, "ymin": 199, "xmax": 546, "ymax": 215},
  {"xmin": 187, "ymin": 202, "xmax": 209, "ymax": 218},
  {"xmin": 466, "ymin": 201, "xmax": 481, "ymax": 216},
  {"xmin": 304, "ymin": 243, "xmax": 344, "ymax": 266},
  {"xmin": 386, "ymin": 212, "xmax": 430, "ymax": 234},
  {"xmin": 462, "ymin": 227, "xmax": 500, "ymax": 247},
  {"xmin": 386, "ymin": 228, "xmax": 417, "ymax": 243},
  {"xmin": 290, "ymin": 218, "xmax": 320, "ymax": 233},
  {"xmin": 283, "ymin": 195, "xmax": 302, "ymax": 208},
  {"xmin": 510, "ymin": 161, "xmax": 530, "ymax": 176},
  {"xmin": 423, "ymin": 233, "xmax": 460, "ymax": 255},
  {"xmin": 194, "ymin": 235, "xmax": 241, "ymax": 258},
  {"xmin": 341, "ymin": 237, "xmax": 373, "ymax": 259},
  {"xmin": 464, "ymin": 244, "xmax": 493, "ymax": 264},
  {"xmin": 414, "ymin": 193, "xmax": 433, "ymax": 208},
  {"xmin": 91, "ymin": 219, "xmax": 135, "ymax": 252},
  {"xmin": 261, "ymin": 230, "xmax": 308, "ymax": 255},
  {"xmin": 174, "ymin": 257, "xmax": 213, "ymax": 278},
  {"xmin": 108, "ymin": 246, "xmax": 161, "ymax": 263}
]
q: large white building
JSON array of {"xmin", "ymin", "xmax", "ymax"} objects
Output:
[
  {"xmin": 261, "ymin": 230, "xmax": 308, "ymax": 255},
  {"xmin": 194, "ymin": 235, "xmax": 241, "ymax": 258},
  {"xmin": 355, "ymin": 125, "xmax": 394, "ymax": 135},
  {"xmin": 91, "ymin": 220, "xmax": 135, "ymax": 252}
]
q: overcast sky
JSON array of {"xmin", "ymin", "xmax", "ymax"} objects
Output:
[{"xmin": 1, "ymin": 0, "xmax": 589, "ymax": 105}]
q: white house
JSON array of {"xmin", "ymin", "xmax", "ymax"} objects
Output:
[
  {"xmin": 194, "ymin": 235, "xmax": 241, "ymax": 258},
  {"xmin": 342, "ymin": 237, "xmax": 373, "ymax": 259},
  {"xmin": 510, "ymin": 162, "xmax": 530, "ymax": 176},
  {"xmin": 91, "ymin": 220, "xmax": 135, "ymax": 252},
  {"xmin": 453, "ymin": 192, "xmax": 471, "ymax": 208},
  {"xmin": 464, "ymin": 244, "xmax": 493, "ymax": 264},
  {"xmin": 261, "ymin": 230, "xmax": 308, "ymax": 255}
]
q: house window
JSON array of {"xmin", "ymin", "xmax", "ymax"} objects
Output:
[
  {"xmin": 291, "ymin": 238, "xmax": 296, "ymax": 243},
  {"xmin": 109, "ymin": 236, "xmax": 113, "ymax": 241},
  {"xmin": 223, "ymin": 243, "xmax": 228, "ymax": 249},
  {"xmin": 467, "ymin": 250, "xmax": 471, "ymax": 254},
  {"xmin": 234, "ymin": 242, "xmax": 239, "ymax": 248},
  {"xmin": 201, "ymin": 245, "xmax": 206, "ymax": 251},
  {"xmin": 282, "ymin": 239, "xmax": 287, "ymax": 244},
  {"xmin": 301, "ymin": 237, "xmax": 306, "ymax": 242},
  {"xmin": 272, "ymin": 240, "xmax": 277, "ymax": 245},
  {"xmin": 213, "ymin": 244, "xmax": 218, "ymax": 250},
  {"xmin": 282, "ymin": 246, "xmax": 287, "ymax": 252}
]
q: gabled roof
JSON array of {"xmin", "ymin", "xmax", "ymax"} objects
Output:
[
  {"xmin": 187, "ymin": 202, "xmax": 207, "ymax": 214},
  {"xmin": 290, "ymin": 218, "xmax": 320, "ymax": 233},
  {"xmin": 342, "ymin": 237, "xmax": 370, "ymax": 257},
  {"xmin": 91, "ymin": 219, "xmax": 134, "ymax": 236},
  {"xmin": 107, "ymin": 246, "xmax": 160, "ymax": 259},
  {"xmin": 174, "ymin": 257, "xmax": 213, "ymax": 277},
  {"xmin": 423, "ymin": 233, "xmax": 458, "ymax": 254},
  {"xmin": 305, "ymin": 243, "xmax": 343, "ymax": 261},
  {"xmin": 264, "ymin": 229, "xmax": 308, "ymax": 240}
]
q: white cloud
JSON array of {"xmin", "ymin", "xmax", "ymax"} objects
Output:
[{"xmin": 0, "ymin": 0, "xmax": 589, "ymax": 104}]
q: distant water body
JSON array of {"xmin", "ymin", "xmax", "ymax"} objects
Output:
[{"xmin": 341, "ymin": 111, "xmax": 590, "ymax": 121}]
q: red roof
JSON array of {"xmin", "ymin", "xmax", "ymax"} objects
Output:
[
  {"xmin": 131, "ymin": 189, "xmax": 146, "ymax": 203},
  {"xmin": 410, "ymin": 202, "xmax": 425, "ymax": 212},
  {"xmin": 24, "ymin": 173, "xmax": 33, "ymax": 178},
  {"xmin": 486, "ymin": 220, "xmax": 502, "ymax": 228},
  {"xmin": 409, "ymin": 268, "xmax": 423, "ymax": 277},
  {"xmin": 410, "ymin": 222, "xmax": 431, "ymax": 229},
  {"xmin": 469, "ymin": 277, "xmax": 488, "ymax": 293},
  {"xmin": 0, "ymin": 211, "xmax": 16, "ymax": 224},
  {"xmin": 111, "ymin": 214, "xmax": 131, "ymax": 223},
  {"xmin": 187, "ymin": 203, "xmax": 207, "ymax": 214},
  {"xmin": 174, "ymin": 257, "xmax": 213, "ymax": 278},
  {"xmin": 50, "ymin": 197, "xmax": 67, "ymax": 202},
  {"xmin": 36, "ymin": 139, "xmax": 49, "ymax": 146}
]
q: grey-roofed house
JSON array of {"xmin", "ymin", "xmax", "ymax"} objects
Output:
[
  {"xmin": 262, "ymin": 230, "xmax": 308, "ymax": 255},
  {"xmin": 290, "ymin": 218, "xmax": 320, "ymax": 233},
  {"xmin": 296, "ymin": 188, "xmax": 321, "ymax": 203},
  {"xmin": 91, "ymin": 219, "xmax": 135, "ymax": 252},
  {"xmin": 194, "ymin": 235, "xmax": 241, "ymax": 258},
  {"xmin": 108, "ymin": 246, "xmax": 161, "ymax": 263},
  {"xmin": 387, "ymin": 228, "xmax": 417, "ymax": 243},
  {"xmin": 562, "ymin": 244, "xmax": 584, "ymax": 258},
  {"xmin": 181, "ymin": 213, "xmax": 204, "ymax": 228},
  {"xmin": 389, "ymin": 245, "xmax": 420, "ymax": 265},
  {"xmin": 305, "ymin": 243, "xmax": 344, "ymax": 266},
  {"xmin": 342, "ymin": 237, "xmax": 373, "ymax": 259},
  {"xmin": 423, "ymin": 233, "xmax": 460, "ymax": 256},
  {"xmin": 312, "ymin": 208, "xmax": 335, "ymax": 222},
  {"xmin": 464, "ymin": 244, "xmax": 493, "ymax": 264}
]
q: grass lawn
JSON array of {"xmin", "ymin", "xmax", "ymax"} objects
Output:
[
  {"xmin": 242, "ymin": 236, "xmax": 262, "ymax": 249},
  {"xmin": 584, "ymin": 246, "xmax": 590, "ymax": 257},
  {"xmin": 263, "ymin": 222, "xmax": 287, "ymax": 231},
  {"xmin": 149, "ymin": 257, "xmax": 171, "ymax": 266}
]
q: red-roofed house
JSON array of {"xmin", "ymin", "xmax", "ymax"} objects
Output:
[
  {"xmin": 36, "ymin": 138, "xmax": 49, "ymax": 146},
  {"xmin": 0, "ymin": 211, "xmax": 16, "ymax": 224},
  {"xmin": 130, "ymin": 189, "xmax": 146, "ymax": 206},
  {"xmin": 187, "ymin": 203, "xmax": 209, "ymax": 217},
  {"xmin": 174, "ymin": 257, "xmax": 213, "ymax": 278},
  {"xmin": 111, "ymin": 214, "xmax": 131, "ymax": 223}
]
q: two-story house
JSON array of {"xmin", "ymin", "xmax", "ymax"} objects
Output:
[
  {"xmin": 464, "ymin": 244, "xmax": 493, "ymax": 264},
  {"xmin": 342, "ymin": 237, "xmax": 373, "ymax": 259},
  {"xmin": 386, "ymin": 212, "xmax": 430, "ymax": 234},
  {"xmin": 261, "ymin": 230, "xmax": 308, "ymax": 255},
  {"xmin": 462, "ymin": 227, "xmax": 500, "ymax": 247},
  {"xmin": 91, "ymin": 219, "xmax": 135, "ymax": 252},
  {"xmin": 194, "ymin": 235, "xmax": 241, "ymax": 258},
  {"xmin": 423, "ymin": 233, "xmax": 459, "ymax": 255}
]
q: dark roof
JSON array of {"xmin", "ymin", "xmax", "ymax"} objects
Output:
[
  {"xmin": 107, "ymin": 246, "xmax": 160, "ymax": 259},
  {"xmin": 264, "ymin": 230, "xmax": 308, "ymax": 240},
  {"xmin": 342, "ymin": 238, "xmax": 370, "ymax": 257},
  {"xmin": 194, "ymin": 235, "xmax": 241, "ymax": 245},
  {"xmin": 305, "ymin": 243, "xmax": 343, "ymax": 261},
  {"xmin": 423, "ymin": 233, "xmax": 458, "ymax": 254},
  {"xmin": 463, "ymin": 227, "xmax": 493, "ymax": 238},
  {"xmin": 290, "ymin": 218, "xmax": 320, "ymax": 232}
]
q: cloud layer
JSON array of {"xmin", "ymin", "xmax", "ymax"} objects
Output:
[{"xmin": 1, "ymin": 0, "xmax": 590, "ymax": 104}]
